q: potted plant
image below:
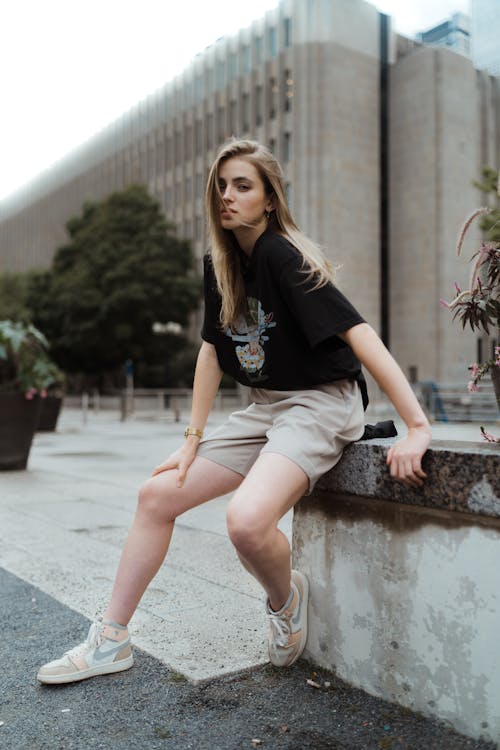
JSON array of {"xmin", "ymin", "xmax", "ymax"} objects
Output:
[
  {"xmin": 36, "ymin": 371, "xmax": 66, "ymax": 432},
  {"xmin": 440, "ymin": 206, "xmax": 500, "ymax": 439},
  {"xmin": 0, "ymin": 320, "xmax": 62, "ymax": 469}
]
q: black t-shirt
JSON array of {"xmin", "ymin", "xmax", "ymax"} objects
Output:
[{"xmin": 201, "ymin": 230, "xmax": 368, "ymax": 408}]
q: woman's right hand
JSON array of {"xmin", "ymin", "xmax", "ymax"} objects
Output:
[{"xmin": 151, "ymin": 439, "xmax": 200, "ymax": 487}]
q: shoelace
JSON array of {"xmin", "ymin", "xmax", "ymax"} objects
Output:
[
  {"xmin": 268, "ymin": 612, "xmax": 292, "ymax": 648},
  {"xmin": 65, "ymin": 621, "xmax": 104, "ymax": 659}
]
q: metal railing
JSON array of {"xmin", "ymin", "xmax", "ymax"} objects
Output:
[
  {"xmin": 118, "ymin": 388, "xmax": 247, "ymax": 422},
  {"xmin": 414, "ymin": 381, "xmax": 498, "ymax": 423}
]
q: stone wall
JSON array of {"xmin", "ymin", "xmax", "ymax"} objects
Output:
[{"xmin": 292, "ymin": 438, "xmax": 500, "ymax": 744}]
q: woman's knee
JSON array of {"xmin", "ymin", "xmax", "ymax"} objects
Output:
[
  {"xmin": 226, "ymin": 502, "xmax": 270, "ymax": 556},
  {"xmin": 137, "ymin": 475, "xmax": 178, "ymax": 524}
]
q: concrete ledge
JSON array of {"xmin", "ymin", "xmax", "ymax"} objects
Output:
[
  {"xmin": 316, "ymin": 438, "xmax": 500, "ymax": 519},
  {"xmin": 293, "ymin": 439, "xmax": 500, "ymax": 745}
]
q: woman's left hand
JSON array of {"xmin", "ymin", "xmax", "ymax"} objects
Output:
[{"xmin": 386, "ymin": 425, "xmax": 432, "ymax": 488}]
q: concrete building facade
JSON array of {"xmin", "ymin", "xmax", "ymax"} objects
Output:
[{"xmin": 0, "ymin": 0, "xmax": 499, "ymax": 385}]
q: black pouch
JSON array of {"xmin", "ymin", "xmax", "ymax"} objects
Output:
[{"xmin": 359, "ymin": 420, "xmax": 398, "ymax": 441}]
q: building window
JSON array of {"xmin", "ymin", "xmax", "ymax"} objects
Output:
[
  {"xmin": 284, "ymin": 17, "xmax": 292, "ymax": 48},
  {"xmin": 206, "ymin": 112, "xmax": 214, "ymax": 150},
  {"xmin": 242, "ymin": 92, "xmax": 250, "ymax": 132},
  {"xmin": 269, "ymin": 77, "xmax": 278, "ymax": 119},
  {"xmin": 284, "ymin": 70, "xmax": 294, "ymax": 112},
  {"xmin": 195, "ymin": 173, "xmax": 203, "ymax": 199},
  {"xmin": 195, "ymin": 119, "xmax": 202, "ymax": 156},
  {"xmin": 269, "ymin": 138, "xmax": 276, "ymax": 155},
  {"xmin": 283, "ymin": 132, "xmax": 291, "ymax": 162},
  {"xmin": 255, "ymin": 85, "xmax": 263, "ymax": 127},
  {"xmin": 268, "ymin": 27, "xmax": 278, "ymax": 58},
  {"xmin": 195, "ymin": 74, "xmax": 203, "ymax": 100},
  {"xmin": 184, "ymin": 219, "xmax": 192, "ymax": 239},
  {"xmin": 185, "ymin": 78, "xmax": 193, "ymax": 108},
  {"xmin": 206, "ymin": 67, "xmax": 214, "ymax": 94},
  {"xmin": 255, "ymin": 36, "xmax": 263, "ymax": 65},
  {"xmin": 156, "ymin": 135, "xmax": 165, "ymax": 176},
  {"xmin": 229, "ymin": 100, "xmax": 237, "ymax": 135},
  {"xmin": 185, "ymin": 124, "xmax": 193, "ymax": 161},
  {"xmin": 217, "ymin": 106, "xmax": 226, "ymax": 143},
  {"xmin": 217, "ymin": 59, "xmax": 226, "ymax": 89},
  {"xmin": 230, "ymin": 51, "xmax": 238, "ymax": 79},
  {"xmin": 285, "ymin": 182, "xmax": 292, "ymax": 206},
  {"xmin": 166, "ymin": 135, "xmax": 173, "ymax": 170},
  {"xmin": 195, "ymin": 215, "xmax": 204, "ymax": 241},
  {"xmin": 174, "ymin": 131, "xmax": 182, "ymax": 166},
  {"xmin": 242, "ymin": 45, "xmax": 250, "ymax": 74},
  {"xmin": 186, "ymin": 176, "xmax": 192, "ymax": 202}
]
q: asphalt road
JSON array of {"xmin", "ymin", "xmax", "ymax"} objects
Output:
[{"xmin": 1, "ymin": 567, "xmax": 497, "ymax": 750}]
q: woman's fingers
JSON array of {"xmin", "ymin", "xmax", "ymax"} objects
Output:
[
  {"xmin": 152, "ymin": 446, "xmax": 197, "ymax": 485},
  {"xmin": 388, "ymin": 449, "xmax": 428, "ymax": 487},
  {"xmin": 151, "ymin": 454, "xmax": 179, "ymax": 477},
  {"xmin": 176, "ymin": 459, "xmax": 187, "ymax": 487}
]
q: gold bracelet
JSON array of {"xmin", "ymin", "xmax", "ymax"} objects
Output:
[{"xmin": 184, "ymin": 427, "xmax": 203, "ymax": 439}]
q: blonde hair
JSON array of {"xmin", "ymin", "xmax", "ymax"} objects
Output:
[{"xmin": 205, "ymin": 139, "xmax": 334, "ymax": 329}]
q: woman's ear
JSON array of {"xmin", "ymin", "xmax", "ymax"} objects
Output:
[{"xmin": 265, "ymin": 196, "xmax": 275, "ymax": 214}]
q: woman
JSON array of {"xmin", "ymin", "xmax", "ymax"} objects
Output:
[{"xmin": 37, "ymin": 140, "xmax": 431, "ymax": 684}]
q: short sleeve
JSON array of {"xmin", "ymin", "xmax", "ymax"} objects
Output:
[
  {"xmin": 277, "ymin": 255, "xmax": 365, "ymax": 349},
  {"xmin": 201, "ymin": 255, "xmax": 221, "ymax": 344}
]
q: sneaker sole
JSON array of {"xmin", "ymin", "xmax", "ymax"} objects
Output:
[
  {"xmin": 37, "ymin": 654, "xmax": 134, "ymax": 685},
  {"xmin": 289, "ymin": 569, "xmax": 309, "ymax": 666},
  {"xmin": 268, "ymin": 571, "xmax": 309, "ymax": 668}
]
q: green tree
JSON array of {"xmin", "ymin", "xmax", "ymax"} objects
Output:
[
  {"xmin": 474, "ymin": 166, "xmax": 500, "ymax": 242},
  {"xmin": 0, "ymin": 270, "xmax": 34, "ymax": 322},
  {"xmin": 27, "ymin": 185, "xmax": 201, "ymax": 388}
]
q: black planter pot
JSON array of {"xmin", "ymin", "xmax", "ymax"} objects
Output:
[
  {"xmin": 0, "ymin": 393, "xmax": 42, "ymax": 470},
  {"xmin": 37, "ymin": 396, "xmax": 63, "ymax": 432}
]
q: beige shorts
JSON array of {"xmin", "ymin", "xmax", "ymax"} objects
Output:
[{"xmin": 197, "ymin": 379, "xmax": 365, "ymax": 494}]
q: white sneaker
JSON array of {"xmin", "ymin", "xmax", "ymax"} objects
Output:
[
  {"xmin": 37, "ymin": 619, "xmax": 134, "ymax": 685},
  {"xmin": 266, "ymin": 570, "xmax": 309, "ymax": 667}
]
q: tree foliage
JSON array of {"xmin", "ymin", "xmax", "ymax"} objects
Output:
[
  {"xmin": 27, "ymin": 185, "xmax": 201, "ymax": 385},
  {"xmin": 474, "ymin": 166, "xmax": 500, "ymax": 242},
  {"xmin": 0, "ymin": 271, "xmax": 34, "ymax": 322}
]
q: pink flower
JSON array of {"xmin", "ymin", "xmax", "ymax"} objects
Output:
[
  {"xmin": 495, "ymin": 346, "xmax": 500, "ymax": 367},
  {"xmin": 470, "ymin": 363, "xmax": 480, "ymax": 378},
  {"xmin": 467, "ymin": 381, "xmax": 479, "ymax": 393},
  {"xmin": 25, "ymin": 390, "xmax": 34, "ymax": 400},
  {"xmin": 439, "ymin": 298, "xmax": 450, "ymax": 308},
  {"xmin": 40, "ymin": 389, "xmax": 47, "ymax": 398},
  {"xmin": 480, "ymin": 426, "xmax": 500, "ymax": 443},
  {"xmin": 454, "ymin": 281, "xmax": 461, "ymax": 294}
]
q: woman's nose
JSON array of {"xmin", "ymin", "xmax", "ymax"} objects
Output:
[{"xmin": 222, "ymin": 185, "xmax": 233, "ymax": 201}]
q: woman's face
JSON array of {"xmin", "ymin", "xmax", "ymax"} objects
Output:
[{"xmin": 217, "ymin": 157, "xmax": 273, "ymax": 234}]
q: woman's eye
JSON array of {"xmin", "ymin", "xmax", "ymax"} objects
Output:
[{"xmin": 238, "ymin": 184, "xmax": 249, "ymax": 191}]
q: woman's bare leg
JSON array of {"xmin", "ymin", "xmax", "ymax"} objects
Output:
[
  {"xmin": 103, "ymin": 457, "xmax": 242, "ymax": 625},
  {"xmin": 226, "ymin": 452, "xmax": 308, "ymax": 611}
]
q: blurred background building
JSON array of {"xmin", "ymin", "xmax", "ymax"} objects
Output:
[
  {"xmin": 416, "ymin": 12, "xmax": 471, "ymax": 56},
  {"xmin": 0, "ymin": 0, "xmax": 499, "ymax": 385},
  {"xmin": 471, "ymin": 0, "xmax": 500, "ymax": 75}
]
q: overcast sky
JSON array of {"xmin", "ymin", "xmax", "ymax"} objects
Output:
[{"xmin": 0, "ymin": 0, "xmax": 470, "ymax": 201}]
